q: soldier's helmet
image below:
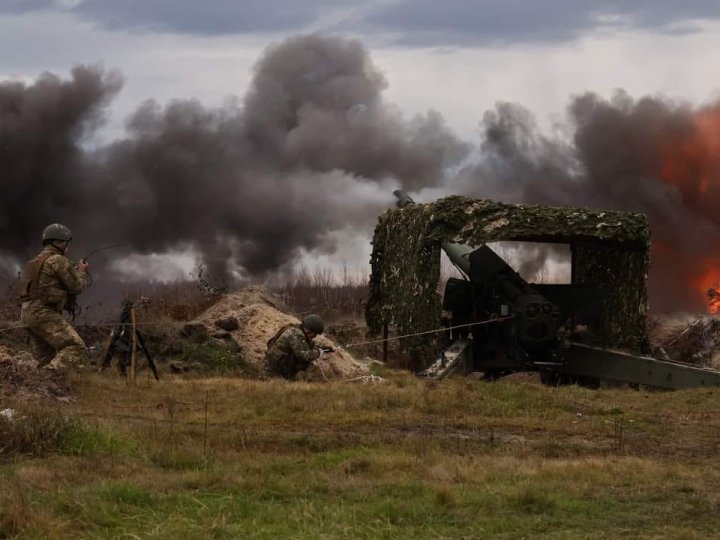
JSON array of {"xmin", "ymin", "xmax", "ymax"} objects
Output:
[
  {"xmin": 42, "ymin": 223, "xmax": 73, "ymax": 244},
  {"xmin": 302, "ymin": 314, "xmax": 325, "ymax": 335}
]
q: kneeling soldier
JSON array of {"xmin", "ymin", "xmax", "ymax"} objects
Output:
[
  {"xmin": 264, "ymin": 314, "xmax": 326, "ymax": 379},
  {"xmin": 19, "ymin": 223, "xmax": 89, "ymax": 370}
]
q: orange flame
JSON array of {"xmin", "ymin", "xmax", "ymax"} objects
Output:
[
  {"xmin": 692, "ymin": 261, "xmax": 720, "ymax": 314},
  {"xmin": 660, "ymin": 107, "xmax": 720, "ymax": 198},
  {"xmin": 708, "ymin": 288, "xmax": 720, "ymax": 315},
  {"xmin": 660, "ymin": 108, "xmax": 720, "ymax": 313}
]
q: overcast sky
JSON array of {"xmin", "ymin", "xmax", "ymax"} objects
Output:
[
  {"xmin": 3, "ymin": 0, "xmax": 720, "ymax": 277},
  {"xmin": 4, "ymin": 1, "xmax": 720, "ymax": 141}
]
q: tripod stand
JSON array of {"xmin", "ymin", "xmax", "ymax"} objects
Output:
[{"xmin": 100, "ymin": 300, "xmax": 159, "ymax": 382}]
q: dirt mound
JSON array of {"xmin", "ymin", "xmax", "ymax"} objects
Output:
[
  {"xmin": 0, "ymin": 347, "xmax": 72, "ymax": 402},
  {"xmin": 190, "ymin": 286, "xmax": 369, "ymax": 380},
  {"xmin": 651, "ymin": 316, "xmax": 720, "ymax": 368}
]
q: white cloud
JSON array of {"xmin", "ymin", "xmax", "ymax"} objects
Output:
[
  {"xmin": 373, "ymin": 21, "xmax": 720, "ymax": 140},
  {"xmin": 4, "ymin": 10, "xmax": 719, "ymax": 146},
  {"xmin": 0, "ymin": 10, "xmax": 264, "ymax": 143}
]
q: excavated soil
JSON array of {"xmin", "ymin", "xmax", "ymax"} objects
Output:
[
  {"xmin": 191, "ymin": 286, "xmax": 370, "ymax": 381},
  {"xmin": 0, "ymin": 346, "xmax": 72, "ymax": 402}
]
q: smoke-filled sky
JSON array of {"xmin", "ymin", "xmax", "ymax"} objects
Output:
[{"xmin": 3, "ymin": 2, "xmax": 720, "ymax": 313}]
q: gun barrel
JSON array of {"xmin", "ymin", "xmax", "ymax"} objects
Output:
[
  {"xmin": 393, "ymin": 190, "xmax": 473, "ymax": 276},
  {"xmin": 442, "ymin": 242, "xmax": 472, "ymax": 276},
  {"xmin": 393, "ymin": 189, "xmax": 416, "ymax": 208}
]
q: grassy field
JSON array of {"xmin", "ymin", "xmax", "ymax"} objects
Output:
[{"xmin": 2, "ymin": 369, "xmax": 720, "ymax": 539}]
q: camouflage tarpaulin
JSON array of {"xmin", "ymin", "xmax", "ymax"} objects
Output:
[
  {"xmin": 573, "ymin": 242, "xmax": 649, "ymax": 352},
  {"xmin": 366, "ymin": 195, "xmax": 650, "ymax": 360},
  {"xmin": 367, "ymin": 201, "xmax": 443, "ymax": 365}
]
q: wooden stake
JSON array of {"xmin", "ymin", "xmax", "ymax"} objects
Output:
[
  {"xmin": 129, "ymin": 304, "xmax": 137, "ymax": 384},
  {"xmin": 203, "ymin": 390, "xmax": 209, "ymax": 461},
  {"xmin": 99, "ymin": 328, "xmax": 115, "ymax": 372},
  {"xmin": 382, "ymin": 323, "xmax": 389, "ymax": 363}
]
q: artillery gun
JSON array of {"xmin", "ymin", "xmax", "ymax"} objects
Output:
[{"xmin": 368, "ymin": 191, "xmax": 720, "ymax": 390}]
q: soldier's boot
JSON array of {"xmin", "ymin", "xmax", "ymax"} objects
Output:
[
  {"xmin": 31, "ymin": 337, "xmax": 55, "ymax": 368},
  {"xmin": 50, "ymin": 343, "xmax": 87, "ymax": 371}
]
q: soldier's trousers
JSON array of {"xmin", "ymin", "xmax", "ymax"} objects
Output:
[
  {"xmin": 263, "ymin": 353, "xmax": 309, "ymax": 380},
  {"xmin": 20, "ymin": 302, "xmax": 86, "ymax": 368}
]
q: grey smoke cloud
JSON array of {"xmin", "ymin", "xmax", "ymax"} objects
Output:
[
  {"xmin": 456, "ymin": 93, "xmax": 720, "ymax": 312},
  {"xmin": 3, "ymin": 33, "xmax": 719, "ymax": 313},
  {"xmin": 0, "ymin": 34, "xmax": 468, "ymax": 281},
  {"xmin": 0, "ymin": 65, "xmax": 123, "ymax": 256}
]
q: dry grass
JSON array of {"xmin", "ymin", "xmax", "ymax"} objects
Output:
[
  {"xmin": 272, "ymin": 265, "xmax": 368, "ymax": 321},
  {"xmin": 3, "ymin": 274, "xmax": 720, "ymax": 537},
  {"xmin": 0, "ymin": 408, "xmax": 79, "ymax": 458},
  {"xmin": 0, "ymin": 269, "xmax": 21, "ymax": 323},
  {"xmin": 109, "ymin": 266, "xmax": 369, "ymax": 327},
  {"xmin": 2, "ymin": 371, "xmax": 720, "ymax": 538}
]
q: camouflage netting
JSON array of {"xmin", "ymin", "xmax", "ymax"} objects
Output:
[
  {"xmin": 573, "ymin": 243, "xmax": 649, "ymax": 352},
  {"xmin": 367, "ymin": 195, "xmax": 650, "ymax": 363}
]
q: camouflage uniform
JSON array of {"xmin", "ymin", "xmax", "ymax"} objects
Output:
[
  {"xmin": 19, "ymin": 245, "xmax": 88, "ymax": 369},
  {"xmin": 264, "ymin": 324, "xmax": 321, "ymax": 379}
]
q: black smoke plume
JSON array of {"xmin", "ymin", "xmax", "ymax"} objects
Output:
[
  {"xmin": 2, "ymin": 34, "xmax": 719, "ymax": 313},
  {"xmin": 0, "ymin": 66, "xmax": 123, "ymax": 257},
  {"xmin": 0, "ymin": 34, "xmax": 468, "ymax": 281}
]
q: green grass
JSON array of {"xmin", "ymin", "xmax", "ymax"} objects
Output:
[
  {"xmin": 175, "ymin": 340, "xmax": 261, "ymax": 375},
  {"xmin": 2, "ymin": 372, "xmax": 720, "ymax": 538}
]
